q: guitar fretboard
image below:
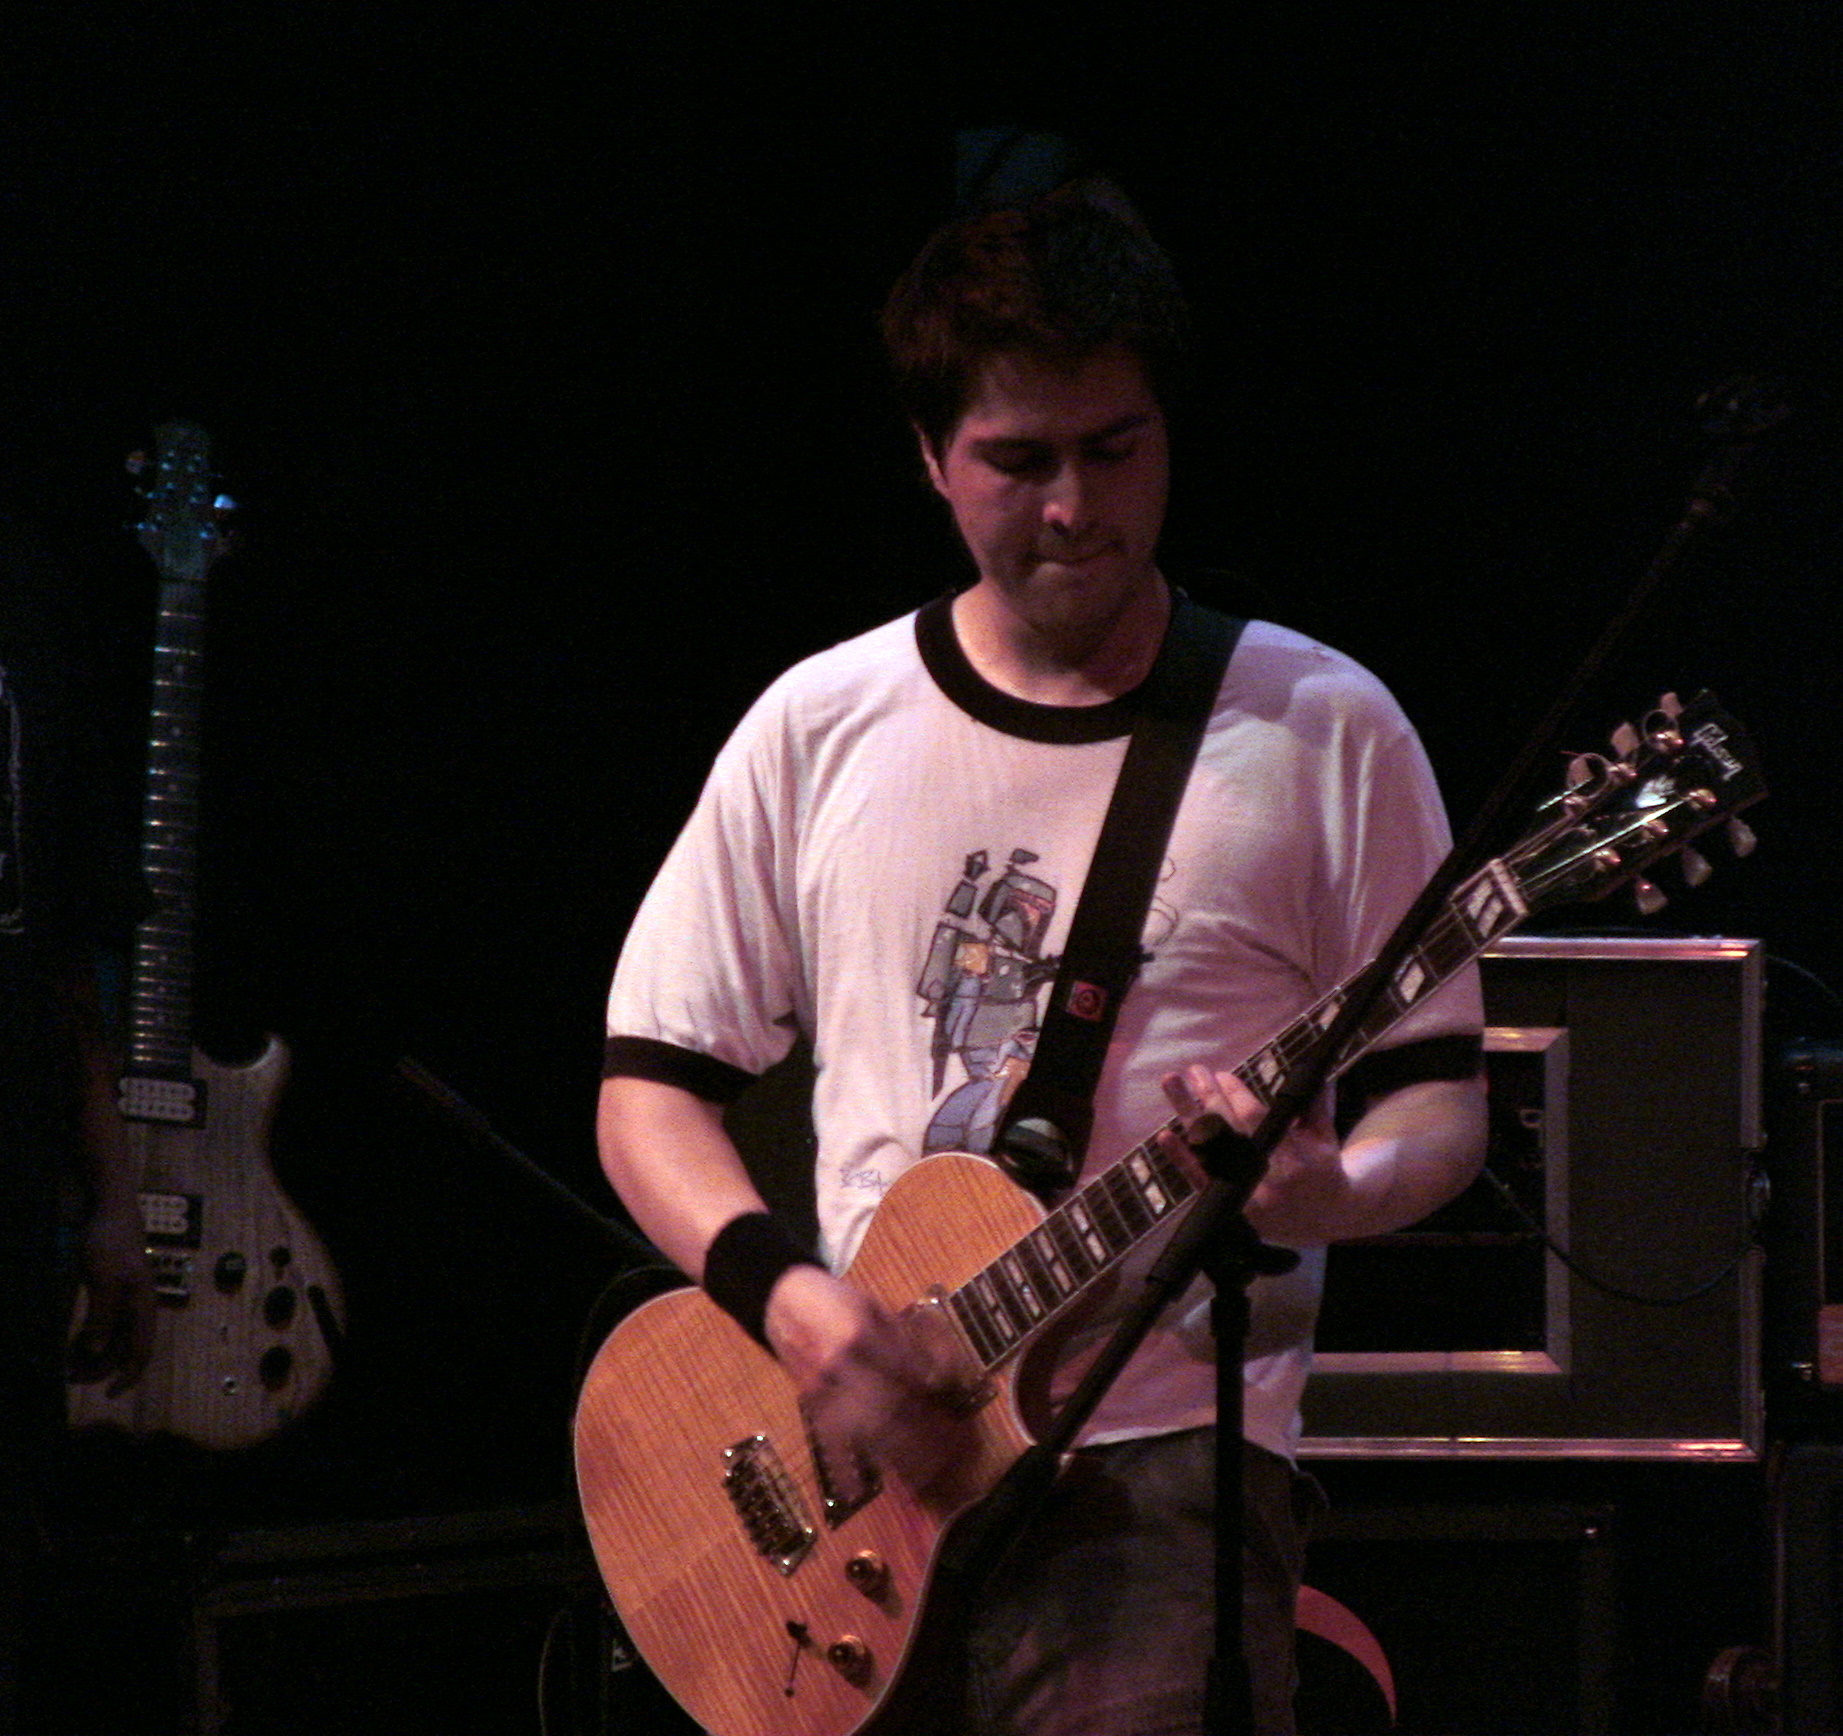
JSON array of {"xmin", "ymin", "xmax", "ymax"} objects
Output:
[
  {"xmin": 943, "ymin": 858, "xmax": 1528, "ymax": 1374},
  {"xmin": 128, "ymin": 577, "xmax": 206, "ymax": 1078},
  {"xmin": 948, "ymin": 1130, "xmax": 1199, "ymax": 1367},
  {"xmin": 1237, "ymin": 857, "xmax": 1524, "ymax": 1110}
]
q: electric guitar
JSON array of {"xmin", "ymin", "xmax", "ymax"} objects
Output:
[
  {"xmin": 66, "ymin": 421, "xmax": 345, "ymax": 1450},
  {"xmin": 573, "ymin": 692, "xmax": 1765, "ymax": 1736}
]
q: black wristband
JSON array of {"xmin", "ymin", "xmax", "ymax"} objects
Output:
[{"xmin": 702, "ymin": 1212, "xmax": 822, "ymax": 1349}]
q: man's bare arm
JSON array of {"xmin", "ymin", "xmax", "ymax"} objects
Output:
[
  {"xmin": 596, "ymin": 1074, "xmax": 967, "ymax": 1495},
  {"xmin": 1320, "ymin": 1074, "xmax": 1490, "ymax": 1242},
  {"xmin": 1167, "ymin": 1065, "xmax": 1489, "ymax": 1250},
  {"xmin": 596, "ymin": 1074, "xmax": 770, "ymax": 1283}
]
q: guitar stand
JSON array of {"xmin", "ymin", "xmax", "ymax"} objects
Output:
[{"xmin": 392, "ymin": 1054, "xmax": 655, "ymax": 1264}]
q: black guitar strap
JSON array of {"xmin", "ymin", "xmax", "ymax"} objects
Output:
[{"xmin": 996, "ymin": 596, "xmax": 1245, "ymax": 1196}]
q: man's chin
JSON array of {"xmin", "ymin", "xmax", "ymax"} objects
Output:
[
  {"xmin": 998, "ymin": 568, "xmax": 1160, "ymax": 652},
  {"xmin": 1032, "ymin": 547, "xmax": 1116, "ymax": 578},
  {"xmin": 1023, "ymin": 556, "xmax": 1153, "ymax": 611}
]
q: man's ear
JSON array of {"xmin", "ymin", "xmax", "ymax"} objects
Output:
[{"xmin": 914, "ymin": 424, "xmax": 948, "ymax": 498}]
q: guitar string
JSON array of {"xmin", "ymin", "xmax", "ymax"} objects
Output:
[{"xmin": 943, "ymin": 769, "xmax": 1730, "ymax": 1371}]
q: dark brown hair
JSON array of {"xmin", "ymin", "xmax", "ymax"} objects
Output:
[{"xmin": 879, "ymin": 178, "xmax": 1191, "ymax": 455}]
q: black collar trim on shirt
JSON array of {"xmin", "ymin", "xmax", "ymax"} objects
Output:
[{"xmin": 913, "ymin": 592, "xmax": 1152, "ymax": 744}]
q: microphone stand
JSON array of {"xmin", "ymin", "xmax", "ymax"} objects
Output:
[
  {"xmin": 393, "ymin": 1054, "xmax": 658, "ymax": 1264},
  {"xmin": 953, "ymin": 379, "xmax": 1786, "ymax": 1734}
]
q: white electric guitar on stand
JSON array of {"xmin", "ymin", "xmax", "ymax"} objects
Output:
[{"xmin": 66, "ymin": 421, "xmax": 344, "ymax": 1450}]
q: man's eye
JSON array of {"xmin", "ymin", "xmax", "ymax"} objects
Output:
[{"xmin": 990, "ymin": 451, "xmax": 1052, "ymax": 479}]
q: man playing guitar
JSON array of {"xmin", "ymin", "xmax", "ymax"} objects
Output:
[{"xmin": 598, "ymin": 176, "xmax": 1486, "ymax": 1735}]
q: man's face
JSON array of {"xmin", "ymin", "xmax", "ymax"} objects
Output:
[{"xmin": 921, "ymin": 344, "xmax": 1169, "ymax": 641}]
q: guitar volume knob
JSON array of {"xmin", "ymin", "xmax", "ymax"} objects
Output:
[
  {"xmin": 826, "ymin": 1635, "xmax": 872, "ymax": 1683},
  {"xmin": 845, "ymin": 1550, "xmax": 890, "ymax": 1598}
]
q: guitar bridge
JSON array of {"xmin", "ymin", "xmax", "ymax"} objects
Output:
[{"xmin": 722, "ymin": 1435, "xmax": 815, "ymax": 1575}]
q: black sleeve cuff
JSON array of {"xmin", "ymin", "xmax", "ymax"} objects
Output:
[
  {"xmin": 1337, "ymin": 1031, "xmax": 1484, "ymax": 1120},
  {"xmin": 602, "ymin": 1035, "xmax": 758, "ymax": 1104}
]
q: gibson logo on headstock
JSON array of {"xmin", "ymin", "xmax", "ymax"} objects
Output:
[{"xmin": 1690, "ymin": 720, "xmax": 1745, "ymax": 780}]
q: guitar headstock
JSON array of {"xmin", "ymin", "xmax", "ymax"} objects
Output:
[
  {"xmin": 129, "ymin": 421, "xmax": 232, "ymax": 584},
  {"xmin": 1508, "ymin": 691, "xmax": 1766, "ymax": 917}
]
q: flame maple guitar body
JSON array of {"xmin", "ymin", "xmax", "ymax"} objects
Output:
[{"xmin": 574, "ymin": 1151, "xmax": 1046, "ymax": 1736}]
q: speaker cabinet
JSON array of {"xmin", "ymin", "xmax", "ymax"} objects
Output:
[
  {"xmin": 1301, "ymin": 1500, "xmax": 1619, "ymax": 1734},
  {"xmin": 1303, "ymin": 935, "xmax": 1764, "ymax": 1459},
  {"xmin": 1777, "ymin": 1442, "xmax": 1843, "ymax": 1735},
  {"xmin": 187, "ymin": 1506, "xmax": 609, "ymax": 1736},
  {"xmin": 1764, "ymin": 1039, "xmax": 1843, "ymax": 1393}
]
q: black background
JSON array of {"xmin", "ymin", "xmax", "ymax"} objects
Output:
[{"xmin": 7, "ymin": 6, "xmax": 1840, "ymax": 1723}]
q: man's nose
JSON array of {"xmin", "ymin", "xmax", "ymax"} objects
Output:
[{"xmin": 1041, "ymin": 461, "xmax": 1092, "ymax": 532}]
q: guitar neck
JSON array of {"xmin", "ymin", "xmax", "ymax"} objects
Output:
[
  {"xmin": 945, "ymin": 856, "xmax": 1525, "ymax": 1370},
  {"xmin": 128, "ymin": 576, "xmax": 207, "ymax": 1079},
  {"xmin": 1233, "ymin": 857, "xmax": 1524, "ymax": 1111},
  {"xmin": 945, "ymin": 689, "xmax": 1767, "ymax": 1379}
]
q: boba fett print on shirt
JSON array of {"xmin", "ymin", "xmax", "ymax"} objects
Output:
[
  {"xmin": 915, "ymin": 847, "xmax": 1061, "ymax": 1156},
  {"xmin": 916, "ymin": 843, "xmax": 1184, "ymax": 1156}
]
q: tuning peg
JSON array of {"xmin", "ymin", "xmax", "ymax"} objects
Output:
[
  {"xmin": 1633, "ymin": 878, "xmax": 1668, "ymax": 916},
  {"xmin": 1680, "ymin": 847, "xmax": 1712, "ymax": 887},
  {"xmin": 1643, "ymin": 695, "xmax": 1686, "ymax": 751},
  {"xmin": 1727, "ymin": 817, "xmax": 1757, "ymax": 857},
  {"xmin": 1645, "ymin": 717, "xmax": 1685, "ymax": 754},
  {"xmin": 1611, "ymin": 721, "xmax": 1640, "ymax": 758},
  {"xmin": 1643, "ymin": 695, "xmax": 1685, "ymax": 754}
]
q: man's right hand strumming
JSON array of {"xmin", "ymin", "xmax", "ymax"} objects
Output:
[{"xmin": 765, "ymin": 1262, "xmax": 975, "ymax": 1505}]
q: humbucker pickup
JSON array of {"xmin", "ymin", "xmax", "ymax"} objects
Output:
[{"xmin": 119, "ymin": 1073, "xmax": 207, "ymax": 1125}]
